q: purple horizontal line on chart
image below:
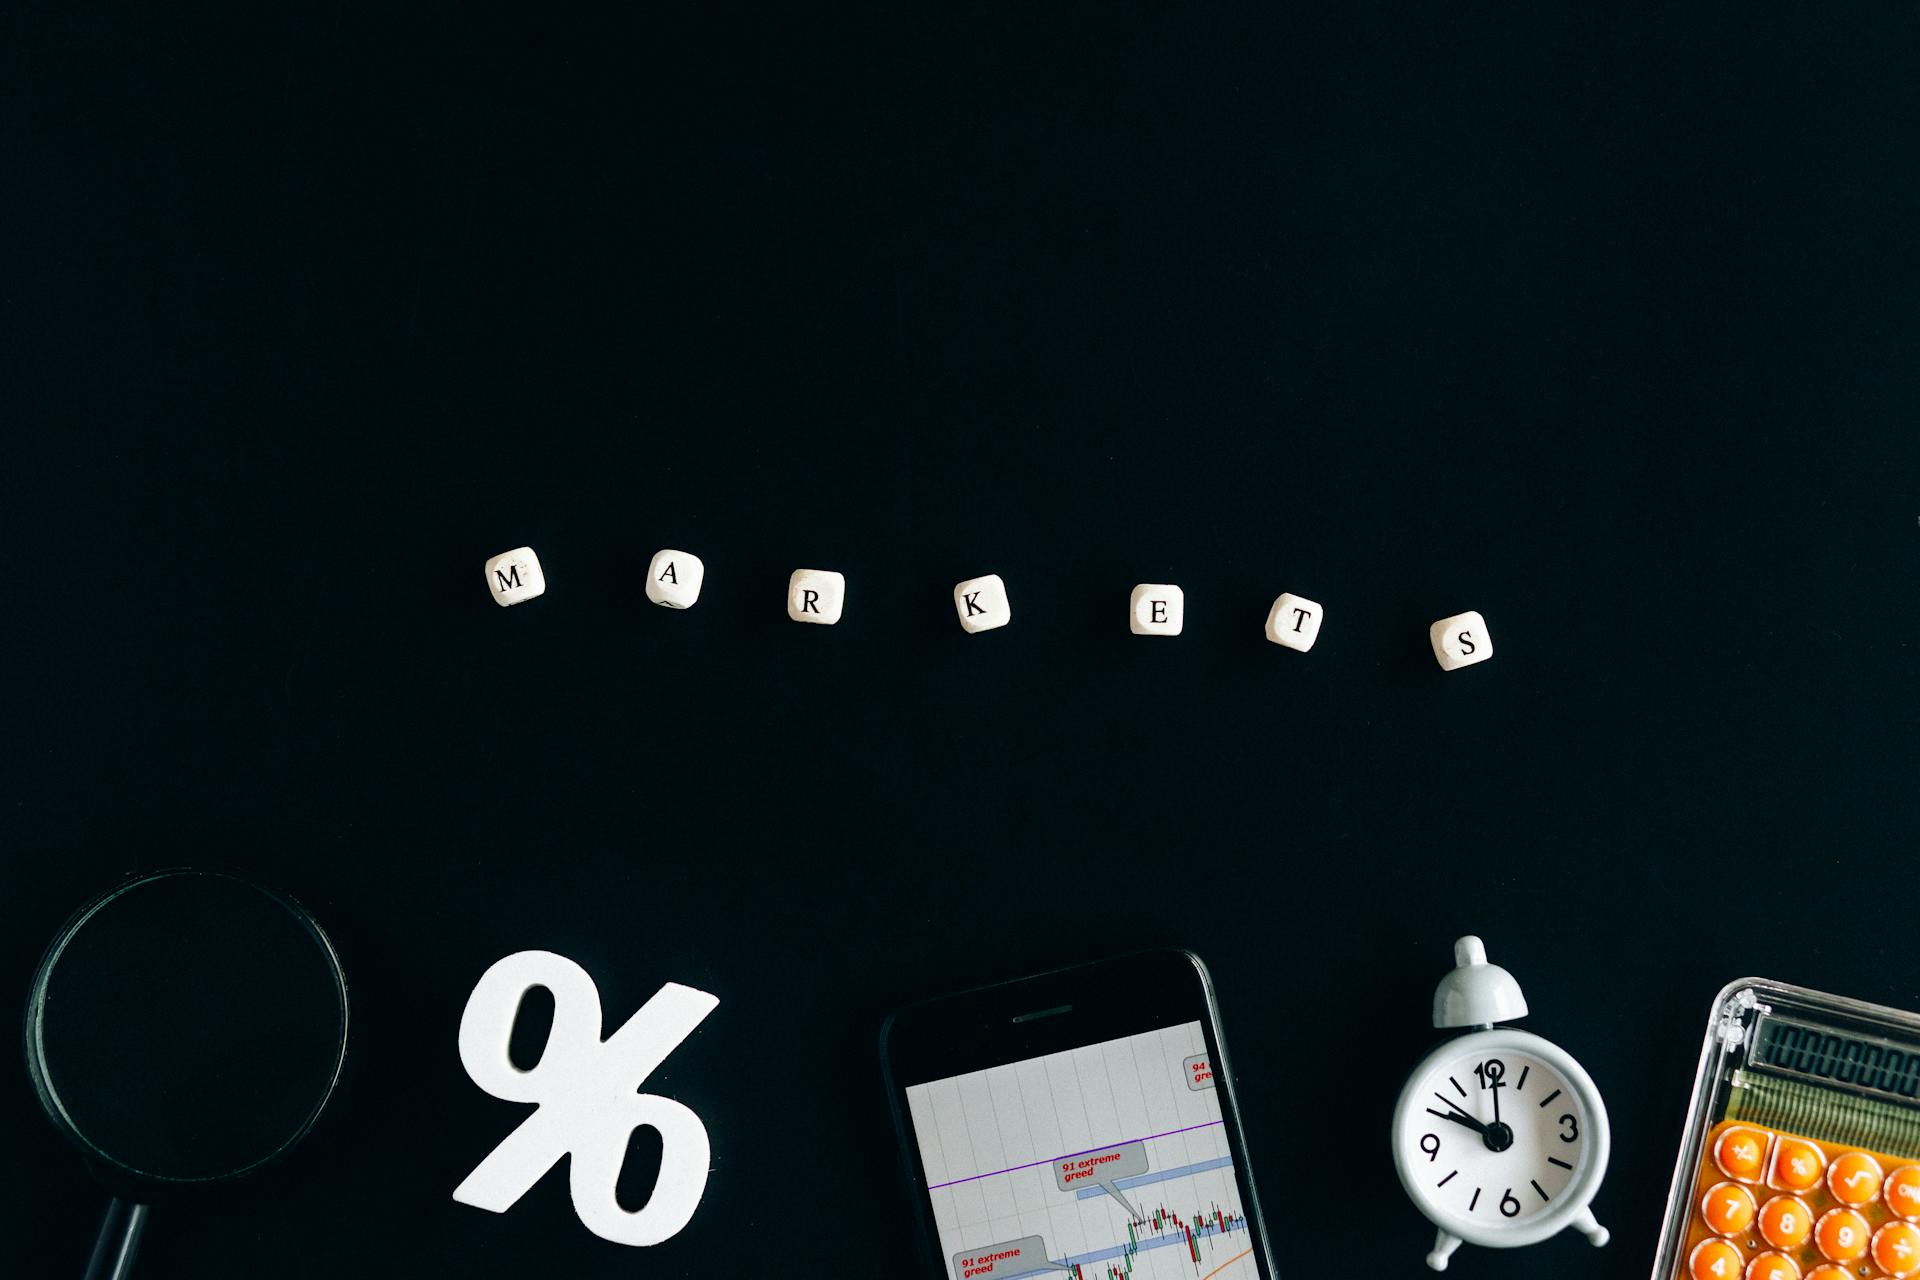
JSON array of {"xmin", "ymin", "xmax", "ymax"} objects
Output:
[{"xmin": 925, "ymin": 1120, "xmax": 1224, "ymax": 1190}]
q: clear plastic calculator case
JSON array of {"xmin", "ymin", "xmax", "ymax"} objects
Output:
[{"xmin": 1652, "ymin": 979, "xmax": 1920, "ymax": 1280}]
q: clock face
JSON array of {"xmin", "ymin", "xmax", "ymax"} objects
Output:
[{"xmin": 1395, "ymin": 1042, "xmax": 1596, "ymax": 1233}]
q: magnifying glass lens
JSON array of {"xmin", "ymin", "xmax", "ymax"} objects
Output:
[{"xmin": 27, "ymin": 870, "xmax": 349, "ymax": 1186}]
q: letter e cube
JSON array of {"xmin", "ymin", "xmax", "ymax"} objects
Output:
[{"xmin": 1129, "ymin": 584, "xmax": 1184, "ymax": 636}]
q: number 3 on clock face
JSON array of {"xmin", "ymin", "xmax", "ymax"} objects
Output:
[{"xmin": 1392, "ymin": 1028, "xmax": 1610, "ymax": 1250}]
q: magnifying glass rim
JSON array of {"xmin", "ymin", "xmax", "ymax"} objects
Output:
[{"xmin": 22, "ymin": 866, "xmax": 351, "ymax": 1186}]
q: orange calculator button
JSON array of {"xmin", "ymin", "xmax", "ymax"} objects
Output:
[
  {"xmin": 1758, "ymin": 1195, "xmax": 1813, "ymax": 1250},
  {"xmin": 1803, "ymin": 1269, "xmax": 1850, "ymax": 1280},
  {"xmin": 1875, "ymin": 1221, "xmax": 1920, "ymax": 1276},
  {"xmin": 1720, "ymin": 1128, "xmax": 1774, "ymax": 1189},
  {"xmin": 1716, "ymin": 1126, "xmax": 1771, "ymax": 1183},
  {"xmin": 1745, "ymin": 1252, "xmax": 1800, "ymax": 1280},
  {"xmin": 1889, "ymin": 1165, "xmax": 1920, "ymax": 1219},
  {"xmin": 1827, "ymin": 1151, "xmax": 1882, "ymax": 1205},
  {"xmin": 1701, "ymin": 1181, "xmax": 1758, "ymax": 1235},
  {"xmin": 1814, "ymin": 1207, "xmax": 1870, "ymax": 1263},
  {"xmin": 1770, "ymin": 1138, "xmax": 1825, "ymax": 1192},
  {"xmin": 1689, "ymin": 1239, "xmax": 1743, "ymax": 1280}
]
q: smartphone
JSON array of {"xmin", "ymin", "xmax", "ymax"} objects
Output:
[{"xmin": 880, "ymin": 949, "xmax": 1279, "ymax": 1280}]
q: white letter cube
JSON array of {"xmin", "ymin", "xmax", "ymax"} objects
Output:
[
  {"xmin": 1129, "ymin": 584, "xmax": 1184, "ymax": 636},
  {"xmin": 1430, "ymin": 610, "xmax": 1493, "ymax": 670},
  {"xmin": 787, "ymin": 569, "xmax": 845, "ymax": 625},
  {"xmin": 953, "ymin": 574, "xmax": 1010, "ymax": 633},
  {"xmin": 485, "ymin": 547, "xmax": 545, "ymax": 607},
  {"xmin": 1265, "ymin": 593, "xmax": 1324, "ymax": 651},
  {"xmin": 645, "ymin": 549, "xmax": 704, "ymax": 609}
]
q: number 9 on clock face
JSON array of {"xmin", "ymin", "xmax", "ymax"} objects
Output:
[{"xmin": 1392, "ymin": 1029, "xmax": 1609, "ymax": 1248}]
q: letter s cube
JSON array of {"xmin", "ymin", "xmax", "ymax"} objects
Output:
[{"xmin": 1430, "ymin": 610, "xmax": 1493, "ymax": 670}]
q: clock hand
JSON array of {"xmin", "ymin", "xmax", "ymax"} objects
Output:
[
  {"xmin": 1430, "ymin": 1094, "xmax": 1490, "ymax": 1135},
  {"xmin": 1491, "ymin": 1077, "xmax": 1502, "ymax": 1127},
  {"xmin": 1427, "ymin": 1107, "xmax": 1489, "ymax": 1136},
  {"xmin": 1432, "ymin": 1090, "xmax": 1515, "ymax": 1154}
]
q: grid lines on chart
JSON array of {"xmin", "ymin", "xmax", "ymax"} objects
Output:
[{"xmin": 906, "ymin": 1023, "xmax": 1254, "ymax": 1280}]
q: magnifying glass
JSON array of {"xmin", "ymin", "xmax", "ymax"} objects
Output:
[{"xmin": 23, "ymin": 868, "xmax": 349, "ymax": 1278}]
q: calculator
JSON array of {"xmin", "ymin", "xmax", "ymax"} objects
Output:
[{"xmin": 1653, "ymin": 980, "xmax": 1920, "ymax": 1280}]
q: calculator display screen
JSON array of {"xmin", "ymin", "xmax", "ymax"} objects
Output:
[{"xmin": 1751, "ymin": 1015, "xmax": 1920, "ymax": 1101}]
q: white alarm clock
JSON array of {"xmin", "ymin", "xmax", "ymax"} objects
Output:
[{"xmin": 1391, "ymin": 936, "xmax": 1611, "ymax": 1270}]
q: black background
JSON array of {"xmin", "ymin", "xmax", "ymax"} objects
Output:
[{"xmin": 4, "ymin": 5, "xmax": 1918, "ymax": 1277}]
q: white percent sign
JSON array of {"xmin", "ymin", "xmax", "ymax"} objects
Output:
[{"xmin": 451, "ymin": 950, "xmax": 719, "ymax": 1246}]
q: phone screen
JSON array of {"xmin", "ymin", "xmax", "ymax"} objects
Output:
[{"xmin": 903, "ymin": 1020, "xmax": 1260, "ymax": 1280}]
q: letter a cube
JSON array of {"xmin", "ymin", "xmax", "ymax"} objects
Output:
[{"xmin": 645, "ymin": 549, "xmax": 704, "ymax": 609}]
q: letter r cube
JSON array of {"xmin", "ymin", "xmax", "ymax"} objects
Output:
[{"xmin": 787, "ymin": 569, "xmax": 846, "ymax": 625}]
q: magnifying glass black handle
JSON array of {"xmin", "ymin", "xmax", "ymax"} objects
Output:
[{"xmin": 82, "ymin": 1198, "xmax": 147, "ymax": 1280}]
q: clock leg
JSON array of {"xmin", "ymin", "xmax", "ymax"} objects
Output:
[
  {"xmin": 1572, "ymin": 1206, "xmax": 1610, "ymax": 1248},
  {"xmin": 1425, "ymin": 1228, "xmax": 1463, "ymax": 1271}
]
